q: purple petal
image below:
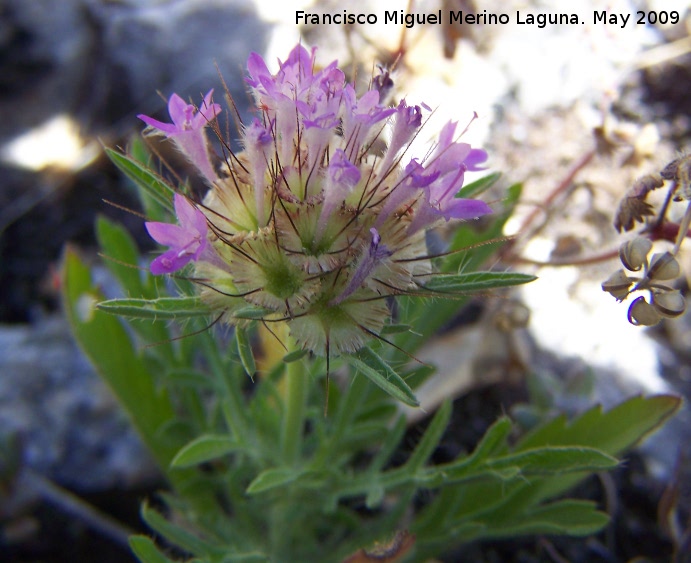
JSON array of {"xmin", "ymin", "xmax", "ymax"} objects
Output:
[
  {"xmin": 145, "ymin": 221, "xmax": 190, "ymax": 248},
  {"xmin": 137, "ymin": 114, "xmax": 178, "ymax": 134},
  {"xmin": 465, "ymin": 148, "xmax": 488, "ymax": 171},
  {"xmin": 440, "ymin": 198, "xmax": 493, "ymax": 221},
  {"xmin": 193, "ymin": 89, "xmax": 222, "ymax": 127},
  {"xmin": 150, "ymin": 248, "xmax": 192, "ymax": 275},
  {"xmin": 167, "ymin": 93, "xmax": 189, "ymax": 128}
]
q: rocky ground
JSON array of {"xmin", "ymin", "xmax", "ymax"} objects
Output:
[{"xmin": 1, "ymin": 0, "xmax": 690, "ymax": 561}]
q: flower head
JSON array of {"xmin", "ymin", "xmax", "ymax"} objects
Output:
[{"xmin": 140, "ymin": 45, "xmax": 493, "ymax": 357}]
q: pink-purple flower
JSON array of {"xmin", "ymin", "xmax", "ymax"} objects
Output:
[
  {"xmin": 138, "ymin": 90, "xmax": 221, "ymax": 185},
  {"xmin": 145, "ymin": 194, "xmax": 209, "ymax": 275}
]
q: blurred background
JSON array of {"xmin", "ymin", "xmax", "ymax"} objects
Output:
[{"xmin": 1, "ymin": 0, "xmax": 690, "ymax": 561}]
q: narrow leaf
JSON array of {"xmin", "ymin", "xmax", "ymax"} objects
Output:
[
  {"xmin": 96, "ymin": 216, "xmax": 145, "ymax": 297},
  {"xmin": 129, "ymin": 535, "xmax": 178, "ymax": 563},
  {"xmin": 246, "ymin": 468, "xmax": 301, "ymax": 494},
  {"xmin": 141, "ymin": 502, "xmax": 217, "ymax": 557},
  {"xmin": 346, "ymin": 348, "xmax": 419, "ymax": 407},
  {"xmin": 98, "ymin": 296, "xmax": 211, "ymax": 319},
  {"xmin": 486, "ymin": 446, "xmax": 617, "ymax": 475},
  {"xmin": 171, "ymin": 434, "xmax": 239, "ymax": 468},
  {"xmin": 422, "ymin": 271, "xmax": 536, "ymax": 293},
  {"xmin": 106, "ymin": 148, "xmax": 175, "ymax": 212},
  {"xmin": 283, "ymin": 349, "xmax": 308, "ymax": 363},
  {"xmin": 235, "ymin": 327, "xmax": 256, "ymax": 378},
  {"xmin": 405, "ymin": 401, "xmax": 452, "ymax": 473},
  {"xmin": 456, "ymin": 172, "xmax": 501, "ymax": 199}
]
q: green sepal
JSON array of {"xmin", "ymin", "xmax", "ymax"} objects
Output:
[{"xmin": 346, "ymin": 347, "xmax": 419, "ymax": 407}]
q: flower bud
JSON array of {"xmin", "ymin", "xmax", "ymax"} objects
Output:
[
  {"xmin": 601, "ymin": 270, "xmax": 634, "ymax": 301},
  {"xmin": 648, "ymin": 252, "xmax": 680, "ymax": 281},
  {"xmin": 652, "ymin": 290, "xmax": 686, "ymax": 318},
  {"xmin": 627, "ymin": 296, "xmax": 661, "ymax": 326},
  {"xmin": 619, "ymin": 237, "xmax": 652, "ymax": 271}
]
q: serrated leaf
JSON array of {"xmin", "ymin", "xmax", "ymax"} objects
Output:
[
  {"xmin": 346, "ymin": 348, "xmax": 419, "ymax": 407},
  {"xmin": 106, "ymin": 148, "xmax": 175, "ymax": 213},
  {"xmin": 516, "ymin": 394, "xmax": 681, "ymax": 456},
  {"xmin": 129, "ymin": 535, "xmax": 178, "ymax": 563},
  {"xmin": 456, "ymin": 172, "xmax": 501, "ymax": 199},
  {"xmin": 246, "ymin": 467, "xmax": 301, "ymax": 494},
  {"xmin": 171, "ymin": 434, "xmax": 239, "ymax": 468},
  {"xmin": 235, "ymin": 327, "xmax": 256, "ymax": 378},
  {"xmin": 98, "ymin": 296, "xmax": 211, "ymax": 319},
  {"xmin": 421, "ymin": 271, "xmax": 536, "ymax": 294}
]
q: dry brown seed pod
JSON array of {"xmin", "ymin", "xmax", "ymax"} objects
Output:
[
  {"xmin": 652, "ymin": 290, "xmax": 686, "ymax": 318},
  {"xmin": 602, "ymin": 269, "xmax": 634, "ymax": 300},
  {"xmin": 628, "ymin": 296, "xmax": 662, "ymax": 326},
  {"xmin": 648, "ymin": 252, "xmax": 681, "ymax": 281},
  {"xmin": 619, "ymin": 237, "xmax": 652, "ymax": 271}
]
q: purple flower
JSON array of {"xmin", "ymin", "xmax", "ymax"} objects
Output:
[
  {"xmin": 138, "ymin": 90, "xmax": 221, "ymax": 184},
  {"xmin": 406, "ymin": 121, "xmax": 492, "ymax": 233},
  {"xmin": 342, "ymin": 86, "xmax": 396, "ymax": 160},
  {"xmin": 378, "ymin": 99, "xmax": 427, "ymax": 176},
  {"xmin": 145, "ymin": 194, "xmax": 209, "ymax": 275},
  {"xmin": 316, "ymin": 149, "xmax": 361, "ymax": 240},
  {"xmin": 331, "ymin": 228, "xmax": 392, "ymax": 305},
  {"xmin": 244, "ymin": 119, "xmax": 274, "ymax": 226}
]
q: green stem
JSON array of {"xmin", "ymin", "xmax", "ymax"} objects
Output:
[
  {"xmin": 200, "ymin": 330, "xmax": 249, "ymax": 446},
  {"xmin": 280, "ymin": 347, "xmax": 308, "ymax": 466}
]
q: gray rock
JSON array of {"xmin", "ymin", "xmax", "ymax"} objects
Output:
[{"xmin": 0, "ymin": 314, "xmax": 158, "ymax": 490}]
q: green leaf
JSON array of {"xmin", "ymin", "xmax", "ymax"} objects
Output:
[
  {"xmin": 98, "ymin": 296, "xmax": 211, "ymax": 319},
  {"xmin": 232, "ymin": 306, "xmax": 273, "ymax": 320},
  {"xmin": 95, "ymin": 217, "xmax": 176, "ymax": 355},
  {"xmin": 142, "ymin": 503, "xmax": 219, "ymax": 557},
  {"xmin": 105, "ymin": 148, "xmax": 175, "ymax": 213},
  {"xmin": 485, "ymin": 446, "xmax": 617, "ymax": 475},
  {"xmin": 246, "ymin": 467, "xmax": 301, "ymax": 494},
  {"xmin": 380, "ymin": 323, "xmax": 412, "ymax": 335},
  {"xmin": 346, "ymin": 347, "xmax": 419, "ymax": 407},
  {"xmin": 61, "ymin": 248, "xmax": 178, "ymax": 470},
  {"xmin": 129, "ymin": 535, "xmax": 178, "ymax": 563},
  {"xmin": 404, "ymin": 401, "xmax": 452, "ymax": 473},
  {"xmin": 484, "ymin": 500, "xmax": 610, "ymax": 537},
  {"xmin": 171, "ymin": 434, "xmax": 239, "ymax": 468},
  {"xmin": 456, "ymin": 172, "xmax": 502, "ymax": 199},
  {"xmin": 516, "ymin": 394, "xmax": 682, "ymax": 456},
  {"xmin": 235, "ymin": 327, "xmax": 256, "ymax": 378},
  {"xmin": 421, "ymin": 271, "xmax": 536, "ymax": 294},
  {"xmin": 96, "ymin": 216, "xmax": 145, "ymax": 297},
  {"xmin": 283, "ymin": 349, "xmax": 308, "ymax": 363}
]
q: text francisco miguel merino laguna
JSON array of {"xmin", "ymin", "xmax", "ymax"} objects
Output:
[{"xmin": 297, "ymin": 9, "xmax": 638, "ymax": 28}]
